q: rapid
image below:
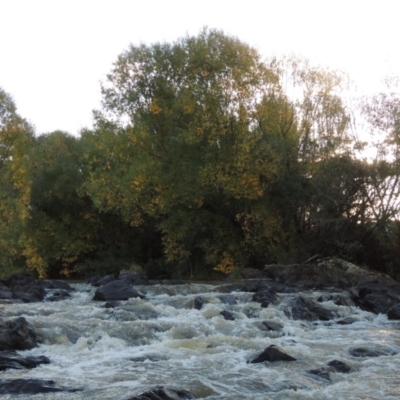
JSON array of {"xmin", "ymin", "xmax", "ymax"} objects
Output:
[{"xmin": 1, "ymin": 281, "xmax": 400, "ymax": 399}]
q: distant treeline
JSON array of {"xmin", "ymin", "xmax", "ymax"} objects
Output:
[{"xmin": 1, "ymin": 28, "xmax": 400, "ymax": 280}]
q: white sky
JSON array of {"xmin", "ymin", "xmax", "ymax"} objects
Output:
[{"xmin": 1, "ymin": 0, "xmax": 399, "ymax": 135}]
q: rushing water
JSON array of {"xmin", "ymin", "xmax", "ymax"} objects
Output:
[{"xmin": 1, "ymin": 282, "xmax": 400, "ymax": 399}]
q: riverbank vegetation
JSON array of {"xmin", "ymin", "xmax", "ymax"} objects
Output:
[{"xmin": 1, "ymin": 28, "xmax": 400, "ymax": 280}]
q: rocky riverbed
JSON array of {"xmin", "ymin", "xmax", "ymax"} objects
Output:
[{"xmin": 0, "ymin": 258, "xmax": 400, "ymax": 399}]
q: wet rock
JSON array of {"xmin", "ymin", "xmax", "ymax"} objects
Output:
[
  {"xmin": 194, "ymin": 296, "xmax": 207, "ymax": 310},
  {"xmin": 336, "ymin": 317, "xmax": 358, "ymax": 325},
  {"xmin": 220, "ymin": 310, "xmax": 235, "ymax": 321},
  {"xmin": 317, "ymin": 293, "xmax": 353, "ymax": 306},
  {"xmin": 86, "ymin": 276, "xmax": 101, "ymax": 285},
  {"xmin": 4, "ymin": 273, "xmax": 45, "ymax": 302},
  {"xmin": 127, "ymin": 386, "xmax": 195, "ymax": 400},
  {"xmin": 387, "ymin": 303, "xmax": 400, "ymax": 320},
  {"xmin": 0, "ymin": 351, "xmax": 50, "ymax": 370},
  {"xmin": 0, "ymin": 379, "xmax": 81, "ymax": 394},
  {"xmin": 104, "ymin": 301, "xmax": 120, "ymax": 308},
  {"xmin": 0, "ymin": 317, "xmax": 38, "ymax": 351},
  {"xmin": 263, "ymin": 258, "xmax": 397, "ymax": 289},
  {"xmin": 38, "ymin": 279, "xmax": 74, "ymax": 291},
  {"xmin": 306, "ymin": 367, "xmax": 331, "ymax": 382},
  {"xmin": 327, "ymin": 359, "xmax": 351, "ymax": 373},
  {"xmin": 249, "ymin": 345, "xmax": 296, "ymax": 363},
  {"xmin": 92, "ymin": 274, "xmax": 115, "ymax": 287},
  {"xmin": 93, "ymin": 280, "xmax": 145, "ymax": 301},
  {"xmin": 262, "ymin": 321, "xmax": 283, "ymax": 332},
  {"xmin": 349, "ymin": 344, "xmax": 398, "ymax": 358},
  {"xmin": 285, "ymin": 296, "xmax": 336, "ymax": 321},
  {"xmin": 46, "ymin": 289, "xmax": 71, "ymax": 302},
  {"xmin": 0, "ymin": 288, "xmax": 13, "ymax": 300},
  {"xmin": 350, "ymin": 282, "xmax": 400, "ymax": 314},
  {"xmin": 252, "ymin": 290, "xmax": 280, "ymax": 308},
  {"xmin": 119, "ymin": 270, "xmax": 149, "ymax": 285}
]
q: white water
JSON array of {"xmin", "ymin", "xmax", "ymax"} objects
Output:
[{"xmin": 1, "ymin": 282, "xmax": 400, "ymax": 399}]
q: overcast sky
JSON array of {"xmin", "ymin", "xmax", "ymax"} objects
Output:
[{"xmin": 1, "ymin": 0, "xmax": 399, "ymax": 135}]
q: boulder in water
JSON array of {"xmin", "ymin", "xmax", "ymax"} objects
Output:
[
  {"xmin": 285, "ymin": 296, "xmax": 336, "ymax": 321},
  {"xmin": 93, "ymin": 280, "xmax": 145, "ymax": 301},
  {"xmin": 0, "ymin": 379, "xmax": 81, "ymax": 395},
  {"xmin": 127, "ymin": 386, "xmax": 195, "ymax": 400},
  {"xmin": 387, "ymin": 303, "xmax": 400, "ymax": 320},
  {"xmin": 249, "ymin": 345, "xmax": 296, "ymax": 363},
  {"xmin": 349, "ymin": 344, "xmax": 398, "ymax": 358},
  {"xmin": 350, "ymin": 282, "xmax": 400, "ymax": 314},
  {"xmin": 0, "ymin": 317, "xmax": 38, "ymax": 351},
  {"xmin": 0, "ymin": 351, "xmax": 49, "ymax": 371},
  {"xmin": 252, "ymin": 290, "xmax": 280, "ymax": 308}
]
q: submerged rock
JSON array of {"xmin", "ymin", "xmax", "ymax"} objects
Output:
[
  {"xmin": 0, "ymin": 317, "xmax": 38, "ymax": 351},
  {"xmin": 349, "ymin": 344, "xmax": 398, "ymax": 358},
  {"xmin": 0, "ymin": 351, "xmax": 49, "ymax": 371},
  {"xmin": 220, "ymin": 310, "xmax": 235, "ymax": 320},
  {"xmin": 0, "ymin": 379, "xmax": 81, "ymax": 394},
  {"xmin": 262, "ymin": 321, "xmax": 283, "ymax": 332},
  {"xmin": 127, "ymin": 386, "xmax": 195, "ymax": 400},
  {"xmin": 93, "ymin": 280, "xmax": 145, "ymax": 301},
  {"xmin": 194, "ymin": 296, "xmax": 207, "ymax": 310},
  {"xmin": 327, "ymin": 359, "xmax": 351, "ymax": 373},
  {"xmin": 249, "ymin": 345, "xmax": 296, "ymax": 363}
]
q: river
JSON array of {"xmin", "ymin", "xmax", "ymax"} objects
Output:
[{"xmin": 1, "ymin": 281, "xmax": 400, "ymax": 399}]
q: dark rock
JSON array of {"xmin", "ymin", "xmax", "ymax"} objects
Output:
[
  {"xmin": 104, "ymin": 301, "xmax": 120, "ymax": 308},
  {"xmin": 249, "ymin": 345, "xmax": 296, "ymax": 363},
  {"xmin": 0, "ymin": 288, "xmax": 13, "ymax": 300},
  {"xmin": 46, "ymin": 289, "xmax": 71, "ymax": 302},
  {"xmin": 5, "ymin": 273, "xmax": 45, "ymax": 302},
  {"xmin": 240, "ymin": 268, "xmax": 266, "ymax": 279},
  {"xmin": 350, "ymin": 282, "xmax": 400, "ymax": 314},
  {"xmin": 119, "ymin": 270, "xmax": 149, "ymax": 285},
  {"xmin": 337, "ymin": 317, "xmax": 358, "ymax": 325},
  {"xmin": 387, "ymin": 303, "xmax": 400, "ymax": 320},
  {"xmin": 220, "ymin": 310, "xmax": 235, "ymax": 320},
  {"xmin": 349, "ymin": 344, "xmax": 398, "ymax": 358},
  {"xmin": 194, "ymin": 296, "xmax": 207, "ymax": 310},
  {"xmin": 263, "ymin": 258, "xmax": 397, "ymax": 289},
  {"xmin": 92, "ymin": 274, "xmax": 115, "ymax": 287},
  {"xmin": 262, "ymin": 321, "xmax": 283, "ymax": 332},
  {"xmin": 0, "ymin": 317, "xmax": 38, "ymax": 351},
  {"xmin": 0, "ymin": 351, "xmax": 50, "ymax": 371},
  {"xmin": 252, "ymin": 290, "xmax": 280, "ymax": 308},
  {"xmin": 306, "ymin": 367, "xmax": 331, "ymax": 382},
  {"xmin": 317, "ymin": 293, "xmax": 353, "ymax": 306},
  {"xmin": 0, "ymin": 379, "xmax": 81, "ymax": 394},
  {"xmin": 38, "ymin": 279, "xmax": 74, "ymax": 291},
  {"xmin": 86, "ymin": 276, "xmax": 101, "ymax": 285},
  {"xmin": 127, "ymin": 386, "xmax": 195, "ymax": 400},
  {"xmin": 285, "ymin": 296, "xmax": 336, "ymax": 321},
  {"xmin": 93, "ymin": 280, "xmax": 145, "ymax": 301},
  {"xmin": 327, "ymin": 359, "xmax": 351, "ymax": 373}
]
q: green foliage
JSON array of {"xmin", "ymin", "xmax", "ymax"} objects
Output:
[
  {"xmin": 2, "ymin": 31, "xmax": 400, "ymax": 280},
  {"xmin": 0, "ymin": 87, "xmax": 33, "ymax": 273}
]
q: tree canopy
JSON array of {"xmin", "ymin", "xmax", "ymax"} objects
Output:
[{"xmin": 1, "ymin": 29, "xmax": 400, "ymax": 280}]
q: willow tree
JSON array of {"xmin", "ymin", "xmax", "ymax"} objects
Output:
[
  {"xmin": 86, "ymin": 29, "xmax": 297, "ymax": 277},
  {"xmin": 0, "ymin": 87, "xmax": 33, "ymax": 275}
]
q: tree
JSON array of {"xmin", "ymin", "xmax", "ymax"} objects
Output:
[
  {"xmin": 0, "ymin": 88, "xmax": 33, "ymax": 275},
  {"xmin": 86, "ymin": 28, "xmax": 296, "ymax": 277}
]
